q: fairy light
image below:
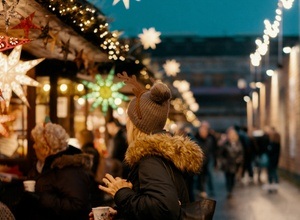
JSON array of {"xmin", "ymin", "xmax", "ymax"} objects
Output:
[
  {"xmin": 40, "ymin": 0, "xmax": 129, "ymax": 61},
  {"xmin": 250, "ymin": 0, "xmax": 295, "ymax": 67},
  {"xmin": 43, "ymin": 84, "xmax": 51, "ymax": 92}
]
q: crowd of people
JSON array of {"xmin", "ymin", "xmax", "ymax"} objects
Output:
[
  {"xmin": 180, "ymin": 122, "xmax": 281, "ymax": 200},
  {"xmin": 0, "ymin": 75, "xmax": 281, "ymax": 219}
]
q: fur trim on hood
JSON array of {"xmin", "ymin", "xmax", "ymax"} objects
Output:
[
  {"xmin": 125, "ymin": 133, "xmax": 204, "ymax": 173},
  {"xmin": 51, "ymin": 153, "xmax": 93, "ymax": 170}
]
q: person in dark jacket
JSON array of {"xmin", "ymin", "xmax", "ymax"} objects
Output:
[
  {"xmin": 194, "ymin": 122, "xmax": 216, "ymax": 197},
  {"xmin": 77, "ymin": 129, "xmax": 104, "ymax": 206},
  {"xmin": 219, "ymin": 126, "xmax": 244, "ymax": 199},
  {"xmin": 266, "ymin": 127, "xmax": 281, "ymax": 192},
  {"xmin": 17, "ymin": 121, "xmax": 92, "ymax": 220},
  {"xmin": 95, "ymin": 73, "xmax": 204, "ymax": 220},
  {"xmin": 107, "ymin": 118, "xmax": 129, "ymax": 178},
  {"xmin": 77, "ymin": 129, "xmax": 100, "ymax": 175}
]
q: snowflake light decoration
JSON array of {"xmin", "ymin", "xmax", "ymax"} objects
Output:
[
  {"xmin": 82, "ymin": 68, "xmax": 129, "ymax": 114},
  {"xmin": 163, "ymin": 59, "xmax": 180, "ymax": 77},
  {"xmin": 0, "ymin": 45, "xmax": 44, "ymax": 107},
  {"xmin": 138, "ymin": 27, "xmax": 161, "ymax": 49}
]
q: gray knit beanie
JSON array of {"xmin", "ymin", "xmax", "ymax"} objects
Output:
[{"xmin": 118, "ymin": 72, "xmax": 171, "ymax": 134}]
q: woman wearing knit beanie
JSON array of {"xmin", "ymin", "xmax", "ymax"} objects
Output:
[{"xmin": 98, "ymin": 73, "xmax": 204, "ymax": 220}]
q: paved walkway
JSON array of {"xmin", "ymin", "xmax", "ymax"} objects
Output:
[{"xmin": 199, "ymin": 170, "xmax": 300, "ymax": 220}]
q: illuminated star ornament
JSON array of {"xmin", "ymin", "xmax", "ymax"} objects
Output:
[
  {"xmin": 112, "ymin": 0, "xmax": 130, "ymax": 9},
  {"xmin": 138, "ymin": 27, "xmax": 161, "ymax": 49},
  {"xmin": 0, "ymin": 91, "xmax": 15, "ymax": 137},
  {"xmin": 82, "ymin": 68, "xmax": 129, "ymax": 114},
  {"xmin": 163, "ymin": 59, "xmax": 181, "ymax": 77},
  {"xmin": 0, "ymin": 45, "xmax": 45, "ymax": 107}
]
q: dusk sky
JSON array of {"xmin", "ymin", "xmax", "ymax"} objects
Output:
[{"xmin": 90, "ymin": 0, "xmax": 299, "ymax": 38}]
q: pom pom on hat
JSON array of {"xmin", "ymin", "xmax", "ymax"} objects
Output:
[
  {"xmin": 149, "ymin": 82, "xmax": 171, "ymax": 104},
  {"xmin": 127, "ymin": 82, "xmax": 171, "ymax": 134}
]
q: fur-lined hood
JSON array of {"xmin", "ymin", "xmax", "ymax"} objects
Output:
[
  {"xmin": 51, "ymin": 153, "xmax": 93, "ymax": 170},
  {"xmin": 125, "ymin": 133, "xmax": 204, "ymax": 173},
  {"xmin": 43, "ymin": 146, "xmax": 93, "ymax": 171}
]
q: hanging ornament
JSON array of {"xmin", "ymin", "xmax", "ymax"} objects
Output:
[
  {"xmin": 0, "ymin": 45, "xmax": 44, "ymax": 107},
  {"xmin": 82, "ymin": 67, "xmax": 129, "ymax": 114},
  {"xmin": 37, "ymin": 20, "xmax": 55, "ymax": 48},
  {"xmin": 12, "ymin": 12, "xmax": 41, "ymax": 38},
  {"xmin": 0, "ymin": 0, "xmax": 22, "ymax": 33},
  {"xmin": 113, "ymin": 0, "xmax": 130, "ymax": 9},
  {"xmin": 60, "ymin": 38, "xmax": 72, "ymax": 61},
  {"xmin": 74, "ymin": 49, "xmax": 85, "ymax": 70},
  {"xmin": 138, "ymin": 27, "xmax": 161, "ymax": 49},
  {"xmin": 0, "ymin": 90, "xmax": 15, "ymax": 137},
  {"xmin": 0, "ymin": 35, "xmax": 31, "ymax": 52},
  {"xmin": 163, "ymin": 59, "xmax": 180, "ymax": 77}
]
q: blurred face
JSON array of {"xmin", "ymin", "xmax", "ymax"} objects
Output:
[
  {"xmin": 199, "ymin": 126, "xmax": 209, "ymax": 138},
  {"xmin": 227, "ymin": 129, "xmax": 239, "ymax": 142},
  {"xmin": 33, "ymin": 141, "xmax": 49, "ymax": 162}
]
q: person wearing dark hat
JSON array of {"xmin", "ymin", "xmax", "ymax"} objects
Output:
[{"xmin": 96, "ymin": 73, "xmax": 204, "ymax": 220}]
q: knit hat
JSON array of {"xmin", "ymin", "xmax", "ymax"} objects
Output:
[
  {"xmin": 118, "ymin": 72, "xmax": 171, "ymax": 134},
  {"xmin": 31, "ymin": 117, "xmax": 69, "ymax": 155}
]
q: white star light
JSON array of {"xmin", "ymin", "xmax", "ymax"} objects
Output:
[
  {"xmin": 163, "ymin": 59, "xmax": 180, "ymax": 77},
  {"xmin": 0, "ymin": 45, "xmax": 44, "ymax": 106},
  {"xmin": 138, "ymin": 27, "xmax": 161, "ymax": 49},
  {"xmin": 113, "ymin": 0, "xmax": 130, "ymax": 9}
]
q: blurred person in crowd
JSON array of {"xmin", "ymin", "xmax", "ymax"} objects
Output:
[
  {"xmin": 176, "ymin": 124, "xmax": 198, "ymax": 202},
  {"xmin": 252, "ymin": 126, "xmax": 270, "ymax": 184},
  {"xmin": 17, "ymin": 120, "xmax": 92, "ymax": 220},
  {"xmin": 77, "ymin": 129, "xmax": 100, "ymax": 175},
  {"xmin": 265, "ymin": 127, "xmax": 281, "ymax": 193},
  {"xmin": 234, "ymin": 125, "xmax": 254, "ymax": 184},
  {"xmin": 93, "ymin": 73, "xmax": 204, "ymax": 220},
  {"xmin": 219, "ymin": 126, "xmax": 244, "ymax": 199},
  {"xmin": 106, "ymin": 118, "xmax": 129, "ymax": 178},
  {"xmin": 194, "ymin": 121, "xmax": 217, "ymax": 198},
  {"xmin": 77, "ymin": 129, "xmax": 104, "ymax": 207}
]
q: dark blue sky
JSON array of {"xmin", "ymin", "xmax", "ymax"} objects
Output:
[{"xmin": 91, "ymin": 0, "xmax": 299, "ymax": 37}]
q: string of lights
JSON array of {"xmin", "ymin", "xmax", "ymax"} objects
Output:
[
  {"xmin": 250, "ymin": 0, "xmax": 295, "ymax": 67},
  {"xmin": 36, "ymin": 0, "xmax": 130, "ymax": 61}
]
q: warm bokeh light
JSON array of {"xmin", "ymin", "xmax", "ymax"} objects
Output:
[
  {"xmin": 43, "ymin": 84, "xmax": 51, "ymax": 92},
  {"xmin": 77, "ymin": 83, "xmax": 84, "ymax": 92},
  {"xmin": 60, "ymin": 84, "xmax": 68, "ymax": 92}
]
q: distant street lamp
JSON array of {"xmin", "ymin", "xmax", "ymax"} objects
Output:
[{"xmin": 237, "ymin": 79, "xmax": 247, "ymax": 126}]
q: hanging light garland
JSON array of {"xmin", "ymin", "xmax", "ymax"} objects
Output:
[
  {"xmin": 172, "ymin": 80, "xmax": 200, "ymax": 126},
  {"xmin": 250, "ymin": 0, "xmax": 295, "ymax": 67},
  {"xmin": 36, "ymin": 0, "xmax": 129, "ymax": 61}
]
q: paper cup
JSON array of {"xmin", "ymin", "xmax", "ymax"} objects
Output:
[
  {"xmin": 92, "ymin": 206, "xmax": 111, "ymax": 220},
  {"xmin": 23, "ymin": 180, "xmax": 36, "ymax": 192}
]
